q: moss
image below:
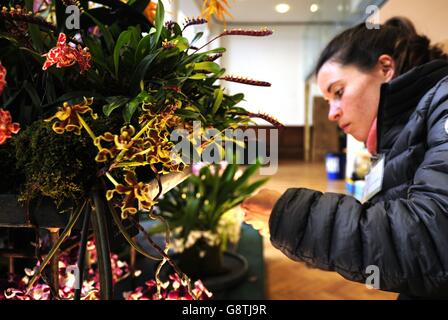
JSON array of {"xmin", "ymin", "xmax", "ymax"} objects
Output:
[
  {"xmin": 13, "ymin": 113, "xmax": 123, "ymax": 206},
  {"xmin": 14, "ymin": 120, "xmax": 94, "ymax": 206}
]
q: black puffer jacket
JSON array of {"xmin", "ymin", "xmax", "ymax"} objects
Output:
[{"xmin": 270, "ymin": 60, "xmax": 448, "ymax": 298}]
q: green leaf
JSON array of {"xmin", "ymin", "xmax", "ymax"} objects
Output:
[
  {"xmin": 130, "ymin": 49, "xmax": 162, "ymax": 94},
  {"xmin": 135, "ymin": 34, "xmax": 152, "ymax": 62},
  {"xmin": 190, "ymin": 32, "xmax": 204, "ymax": 45},
  {"xmin": 188, "ymin": 73, "xmax": 207, "ymax": 80},
  {"xmin": 123, "ymin": 98, "xmax": 140, "ymax": 123},
  {"xmin": 25, "ymin": 0, "xmax": 44, "ymax": 51},
  {"xmin": 114, "ymin": 30, "xmax": 132, "ymax": 77},
  {"xmin": 221, "ymin": 163, "xmax": 237, "ymax": 183},
  {"xmin": 229, "ymin": 93, "xmax": 245, "ymax": 104},
  {"xmin": 233, "ymin": 163, "xmax": 261, "ymax": 190},
  {"xmin": 175, "ymin": 37, "xmax": 190, "ymax": 52},
  {"xmin": 83, "ymin": 12, "xmax": 115, "ymax": 52},
  {"xmin": 181, "ymin": 47, "xmax": 226, "ymax": 66},
  {"xmin": 199, "ymin": 47, "xmax": 226, "ymax": 55},
  {"xmin": 121, "ymin": 91, "xmax": 152, "ymax": 122},
  {"xmin": 186, "ymin": 61, "xmax": 221, "ymax": 74},
  {"xmin": 17, "ymin": 46, "xmax": 45, "ymax": 66},
  {"xmin": 175, "ymin": 108, "xmax": 201, "ymax": 120},
  {"xmin": 212, "ymin": 88, "xmax": 224, "ymax": 114},
  {"xmin": 83, "ymin": 37, "xmax": 104, "ymax": 62},
  {"xmin": 0, "ymin": 33, "xmax": 19, "ymax": 44},
  {"xmin": 103, "ymin": 96, "xmax": 130, "ymax": 116},
  {"xmin": 151, "ymin": 0, "xmax": 165, "ymax": 50},
  {"xmin": 23, "ymin": 81, "xmax": 41, "ymax": 107}
]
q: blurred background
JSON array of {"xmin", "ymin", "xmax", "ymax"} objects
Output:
[{"xmin": 166, "ymin": 0, "xmax": 448, "ymax": 300}]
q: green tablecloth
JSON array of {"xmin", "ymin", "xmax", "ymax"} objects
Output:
[
  {"xmin": 114, "ymin": 223, "xmax": 265, "ymax": 300},
  {"xmin": 214, "ymin": 223, "xmax": 265, "ymax": 300}
]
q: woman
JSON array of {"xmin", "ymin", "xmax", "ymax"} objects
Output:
[{"xmin": 242, "ymin": 17, "xmax": 448, "ymax": 299}]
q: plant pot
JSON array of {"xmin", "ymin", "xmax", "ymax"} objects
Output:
[
  {"xmin": 0, "ymin": 194, "xmax": 74, "ymax": 229},
  {"xmin": 177, "ymin": 237, "xmax": 226, "ymax": 278}
]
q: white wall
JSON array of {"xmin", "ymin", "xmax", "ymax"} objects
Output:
[
  {"xmin": 381, "ymin": 0, "xmax": 448, "ymax": 44},
  {"xmin": 220, "ymin": 25, "xmax": 304, "ymax": 126},
  {"xmin": 219, "ymin": 23, "xmax": 343, "ymax": 126}
]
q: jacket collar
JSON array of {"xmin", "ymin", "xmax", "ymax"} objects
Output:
[{"xmin": 377, "ymin": 59, "xmax": 448, "ymax": 152}]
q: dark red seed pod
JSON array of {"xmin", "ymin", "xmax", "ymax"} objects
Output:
[
  {"xmin": 220, "ymin": 75, "xmax": 271, "ymax": 87},
  {"xmin": 231, "ymin": 111, "xmax": 284, "ymax": 130},
  {"xmin": 221, "ymin": 28, "xmax": 273, "ymax": 37},
  {"xmin": 182, "ymin": 17, "xmax": 208, "ymax": 30},
  {"xmin": 1, "ymin": 6, "xmax": 56, "ymax": 31},
  {"xmin": 247, "ymin": 112, "xmax": 284, "ymax": 130},
  {"xmin": 165, "ymin": 21, "xmax": 176, "ymax": 31},
  {"xmin": 205, "ymin": 53, "xmax": 223, "ymax": 62}
]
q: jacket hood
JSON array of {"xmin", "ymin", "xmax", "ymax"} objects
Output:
[{"xmin": 377, "ymin": 59, "xmax": 448, "ymax": 153}]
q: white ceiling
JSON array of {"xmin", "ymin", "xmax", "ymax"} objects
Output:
[{"xmin": 200, "ymin": 0, "xmax": 386, "ymax": 24}]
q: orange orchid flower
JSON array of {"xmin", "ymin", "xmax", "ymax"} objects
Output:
[
  {"xmin": 144, "ymin": 1, "xmax": 157, "ymax": 24},
  {"xmin": 0, "ymin": 108, "xmax": 20, "ymax": 145},
  {"xmin": 0, "ymin": 62, "xmax": 6, "ymax": 95}
]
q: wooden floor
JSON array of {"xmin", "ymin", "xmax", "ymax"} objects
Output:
[{"xmin": 253, "ymin": 161, "xmax": 398, "ymax": 300}]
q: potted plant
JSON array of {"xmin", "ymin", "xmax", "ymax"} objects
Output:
[{"xmin": 149, "ymin": 161, "xmax": 268, "ymax": 279}]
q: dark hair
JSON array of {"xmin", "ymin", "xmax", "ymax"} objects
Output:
[{"xmin": 315, "ymin": 17, "xmax": 448, "ymax": 77}]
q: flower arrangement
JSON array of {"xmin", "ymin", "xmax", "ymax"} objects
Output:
[{"xmin": 0, "ymin": 0, "xmax": 280, "ymax": 299}]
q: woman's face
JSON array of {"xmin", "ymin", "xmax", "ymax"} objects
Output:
[{"xmin": 317, "ymin": 58, "xmax": 393, "ymax": 142}]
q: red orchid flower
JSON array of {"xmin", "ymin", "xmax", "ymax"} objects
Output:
[
  {"xmin": 0, "ymin": 108, "xmax": 20, "ymax": 145},
  {"xmin": 42, "ymin": 33, "xmax": 91, "ymax": 74},
  {"xmin": 0, "ymin": 62, "xmax": 6, "ymax": 95}
]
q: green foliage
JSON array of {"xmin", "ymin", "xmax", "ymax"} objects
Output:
[
  {"xmin": 1, "ymin": 0, "xmax": 252, "ymax": 129},
  {"xmin": 149, "ymin": 162, "xmax": 268, "ymax": 243},
  {"xmin": 0, "ymin": 139, "xmax": 23, "ymax": 194}
]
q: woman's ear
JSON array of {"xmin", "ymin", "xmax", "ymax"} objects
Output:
[{"xmin": 378, "ymin": 54, "xmax": 396, "ymax": 82}]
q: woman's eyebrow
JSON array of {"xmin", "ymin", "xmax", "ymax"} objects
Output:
[{"xmin": 327, "ymin": 81, "xmax": 338, "ymax": 94}]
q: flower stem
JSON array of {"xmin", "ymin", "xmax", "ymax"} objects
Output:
[
  {"xmin": 106, "ymin": 199, "xmax": 163, "ymax": 261},
  {"xmin": 77, "ymin": 113, "xmax": 97, "ymax": 141},
  {"xmin": 112, "ymin": 161, "xmax": 150, "ymax": 168},
  {"xmin": 105, "ymin": 172, "xmax": 119, "ymax": 186},
  {"xmin": 26, "ymin": 200, "xmax": 88, "ymax": 292},
  {"xmin": 112, "ymin": 121, "xmax": 152, "ymax": 167}
]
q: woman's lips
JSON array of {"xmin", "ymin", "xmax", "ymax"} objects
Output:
[{"xmin": 340, "ymin": 123, "xmax": 350, "ymax": 133}]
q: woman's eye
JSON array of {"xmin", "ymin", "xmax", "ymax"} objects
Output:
[{"xmin": 335, "ymin": 89, "xmax": 344, "ymax": 99}]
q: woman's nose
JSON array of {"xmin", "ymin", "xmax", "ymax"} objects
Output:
[{"xmin": 328, "ymin": 102, "xmax": 342, "ymax": 122}]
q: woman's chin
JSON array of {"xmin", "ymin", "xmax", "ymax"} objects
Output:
[{"xmin": 349, "ymin": 131, "xmax": 368, "ymax": 142}]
